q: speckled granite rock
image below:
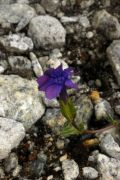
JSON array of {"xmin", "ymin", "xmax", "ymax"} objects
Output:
[
  {"xmin": 82, "ymin": 167, "xmax": 98, "ymax": 179},
  {"xmin": 41, "ymin": 0, "xmax": 60, "ymax": 13},
  {"xmin": 107, "ymin": 40, "xmax": 120, "ymax": 86},
  {"xmin": 100, "ymin": 134, "xmax": 120, "ymax": 160},
  {"xmin": 0, "ymin": 34, "xmax": 33, "ymax": 53},
  {"xmin": 0, "ymin": 117, "xmax": 25, "ymax": 160},
  {"xmin": 0, "ymin": 4, "xmax": 36, "ymax": 32},
  {"xmin": 42, "ymin": 108, "xmax": 66, "ymax": 134},
  {"xmin": 28, "ymin": 15, "xmax": 66, "ymax": 49},
  {"xmin": 0, "ymin": 75, "xmax": 45, "ymax": 129},
  {"xmin": 74, "ymin": 95, "xmax": 93, "ymax": 130},
  {"xmin": 8, "ymin": 56, "xmax": 32, "ymax": 78},
  {"xmin": 62, "ymin": 159, "xmax": 79, "ymax": 180},
  {"xmin": 93, "ymin": 10, "xmax": 120, "ymax": 40}
]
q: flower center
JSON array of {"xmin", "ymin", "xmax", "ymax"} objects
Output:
[{"xmin": 55, "ymin": 76, "xmax": 65, "ymax": 84}]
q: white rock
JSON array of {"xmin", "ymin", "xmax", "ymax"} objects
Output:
[
  {"xmin": 28, "ymin": 15, "xmax": 66, "ymax": 49},
  {"xmin": 61, "ymin": 16, "xmax": 78, "ymax": 23},
  {"xmin": 79, "ymin": 16, "xmax": 90, "ymax": 28},
  {"xmin": 4, "ymin": 153, "xmax": 18, "ymax": 173},
  {"xmin": 0, "ymin": 167, "xmax": 5, "ymax": 178},
  {"xmin": 41, "ymin": 0, "xmax": 60, "ymax": 12},
  {"xmin": 0, "ymin": 0, "xmax": 29, "ymax": 4},
  {"xmin": 30, "ymin": 52, "xmax": 43, "ymax": 77},
  {"xmin": 107, "ymin": 40, "xmax": 120, "ymax": 85},
  {"xmin": 93, "ymin": 10, "xmax": 120, "ymax": 40},
  {"xmin": 0, "ymin": 34, "xmax": 33, "ymax": 53},
  {"xmin": 0, "ymin": 66, "xmax": 5, "ymax": 74},
  {"xmin": 12, "ymin": 165, "xmax": 22, "ymax": 177},
  {"xmin": 47, "ymin": 58, "xmax": 68, "ymax": 70},
  {"xmin": 100, "ymin": 133, "xmax": 120, "ymax": 159},
  {"xmin": 0, "ymin": 75, "xmax": 45, "ymax": 129},
  {"xmin": 47, "ymin": 175, "xmax": 54, "ymax": 180},
  {"xmin": 97, "ymin": 153, "xmax": 120, "ymax": 180},
  {"xmin": 94, "ymin": 98, "xmax": 113, "ymax": 121},
  {"xmin": 0, "ymin": 117, "xmax": 25, "ymax": 160},
  {"xmin": 80, "ymin": 0, "xmax": 95, "ymax": 9},
  {"xmin": 42, "ymin": 95, "xmax": 59, "ymax": 108},
  {"xmin": 0, "ymin": 4, "xmax": 36, "ymax": 32},
  {"xmin": 62, "ymin": 159, "xmax": 79, "ymax": 180},
  {"xmin": 8, "ymin": 56, "xmax": 32, "ymax": 77},
  {"xmin": 115, "ymin": 104, "xmax": 120, "ymax": 115},
  {"xmin": 86, "ymin": 31, "xmax": 94, "ymax": 39},
  {"xmin": 82, "ymin": 167, "xmax": 98, "ymax": 179}
]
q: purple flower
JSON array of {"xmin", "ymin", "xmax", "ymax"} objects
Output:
[{"xmin": 37, "ymin": 64, "xmax": 77, "ymax": 101}]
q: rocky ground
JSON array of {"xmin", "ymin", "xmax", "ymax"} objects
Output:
[{"xmin": 0, "ymin": 0, "xmax": 120, "ymax": 179}]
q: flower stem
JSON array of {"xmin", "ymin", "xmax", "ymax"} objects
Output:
[{"xmin": 84, "ymin": 123, "xmax": 118, "ymax": 134}]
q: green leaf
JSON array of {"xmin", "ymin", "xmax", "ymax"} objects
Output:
[
  {"xmin": 59, "ymin": 123, "xmax": 80, "ymax": 137},
  {"xmin": 59, "ymin": 98, "xmax": 76, "ymax": 122},
  {"xmin": 106, "ymin": 112, "xmax": 117, "ymax": 125}
]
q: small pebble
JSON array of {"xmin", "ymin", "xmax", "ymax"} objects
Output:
[
  {"xmin": 12, "ymin": 165, "xmax": 22, "ymax": 177},
  {"xmin": 56, "ymin": 139, "xmax": 65, "ymax": 149},
  {"xmin": 115, "ymin": 104, "xmax": 120, "ymax": 115},
  {"xmin": 82, "ymin": 167, "xmax": 98, "ymax": 179},
  {"xmin": 86, "ymin": 31, "xmax": 94, "ymax": 39},
  {"xmin": 95, "ymin": 79, "xmax": 102, "ymax": 87},
  {"xmin": 0, "ymin": 66, "xmax": 5, "ymax": 74},
  {"xmin": 59, "ymin": 154, "xmax": 68, "ymax": 162},
  {"xmin": 54, "ymin": 166, "xmax": 61, "ymax": 172},
  {"xmin": 47, "ymin": 175, "xmax": 54, "ymax": 180}
]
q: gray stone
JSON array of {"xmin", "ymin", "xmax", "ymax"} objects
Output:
[
  {"xmin": 0, "ymin": 117, "xmax": 25, "ymax": 160},
  {"xmin": 0, "ymin": 167, "xmax": 5, "ymax": 178},
  {"xmin": 93, "ymin": 10, "xmax": 120, "ymax": 40},
  {"xmin": 97, "ymin": 153, "xmax": 120, "ymax": 180},
  {"xmin": 95, "ymin": 79, "xmax": 102, "ymax": 87},
  {"xmin": 12, "ymin": 165, "xmax": 22, "ymax": 177},
  {"xmin": 30, "ymin": 52, "xmax": 43, "ymax": 77},
  {"xmin": 0, "ymin": 65, "xmax": 5, "ymax": 74},
  {"xmin": 46, "ymin": 58, "xmax": 68, "ymax": 70},
  {"xmin": 62, "ymin": 159, "xmax": 79, "ymax": 180},
  {"xmin": 0, "ymin": 59, "xmax": 8, "ymax": 71},
  {"xmin": 102, "ymin": 0, "xmax": 111, "ymax": 7},
  {"xmin": 0, "ymin": 0, "xmax": 29, "ymax": 4},
  {"xmin": 50, "ymin": 48, "xmax": 62, "ymax": 59},
  {"xmin": 74, "ymin": 95, "xmax": 93, "ymax": 130},
  {"xmin": 28, "ymin": 15, "xmax": 66, "ymax": 49},
  {"xmin": 4, "ymin": 153, "xmax": 18, "ymax": 173},
  {"xmin": 94, "ymin": 98, "xmax": 113, "ymax": 121},
  {"xmin": 80, "ymin": 0, "xmax": 95, "ymax": 9},
  {"xmin": 33, "ymin": 3, "xmax": 46, "ymax": 15},
  {"xmin": 89, "ymin": 152, "xmax": 120, "ymax": 179},
  {"xmin": 60, "ymin": 16, "xmax": 78, "ymax": 24},
  {"xmin": 107, "ymin": 40, "xmax": 120, "ymax": 85},
  {"xmin": 100, "ymin": 134, "xmax": 120, "ymax": 160},
  {"xmin": 88, "ymin": 150, "xmax": 99, "ymax": 162},
  {"xmin": 0, "ymin": 4, "xmax": 36, "ymax": 32},
  {"xmin": 42, "ymin": 108, "xmax": 66, "ymax": 134},
  {"xmin": 41, "ymin": 0, "xmax": 60, "ymax": 13},
  {"xmin": 86, "ymin": 31, "xmax": 94, "ymax": 39},
  {"xmin": 0, "ymin": 75, "xmax": 45, "ymax": 129},
  {"xmin": 38, "ymin": 56, "xmax": 49, "ymax": 71},
  {"xmin": 17, "ymin": 0, "xmax": 29, "ymax": 3},
  {"xmin": 0, "ymin": 0, "xmax": 15, "ymax": 4},
  {"xmin": 30, "ymin": 152, "xmax": 47, "ymax": 177},
  {"xmin": 82, "ymin": 167, "xmax": 98, "ymax": 179},
  {"xmin": 0, "ymin": 34, "xmax": 33, "ymax": 53},
  {"xmin": 79, "ymin": 16, "xmax": 90, "ymax": 28},
  {"xmin": 42, "ymin": 94, "xmax": 59, "ymax": 108},
  {"xmin": 56, "ymin": 139, "xmax": 65, "ymax": 149},
  {"xmin": 115, "ymin": 104, "xmax": 120, "ymax": 115},
  {"xmin": 8, "ymin": 56, "xmax": 32, "ymax": 78}
]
